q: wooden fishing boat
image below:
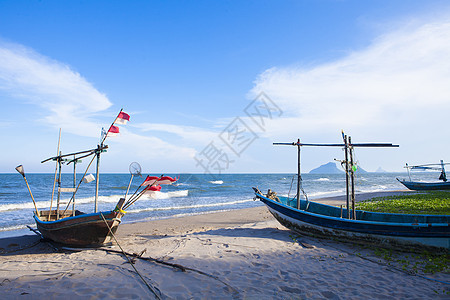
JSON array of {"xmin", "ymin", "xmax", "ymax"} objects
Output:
[
  {"xmin": 397, "ymin": 160, "xmax": 450, "ymax": 191},
  {"xmin": 396, "ymin": 179, "xmax": 450, "ymax": 191},
  {"xmin": 16, "ymin": 110, "xmax": 134, "ymax": 247},
  {"xmin": 253, "ymin": 132, "xmax": 450, "ymax": 252},
  {"xmin": 253, "ymin": 189, "xmax": 450, "ymax": 251},
  {"xmin": 33, "ymin": 208, "xmax": 124, "ymax": 247}
]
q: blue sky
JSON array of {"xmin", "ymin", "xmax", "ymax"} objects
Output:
[{"xmin": 1, "ymin": 0, "xmax": 450, "ymax": 174}]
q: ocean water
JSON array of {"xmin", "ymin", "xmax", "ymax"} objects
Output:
[{"xmin": 0, "ymin": 171, "xmax": 440, "ymax": 238}]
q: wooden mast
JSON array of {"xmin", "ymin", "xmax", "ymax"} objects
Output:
[
  {"xmin": 94, "ymin": 108, "xmax": 123, "ymax": 213},
  {"xmin": 50, "ymin": 129, "xmax": 61, "ymax": 215},
  {"xmin": 72, "ymin": 155, "xmax": 76, "ymax": 216},
  {"xmin": 342, "ymin": 132, "xmax": 350, "ymax": 219},
  {"xmin": 296, "ymin": 139, "xmax": 301, "ymax": 209},
  {"xmin": 274, "ymin": 132, "xmax": 399, "ymax": 217},
  {"xmin": 56, "ymin": 150, "xmax": 62, "ymax": 219},
  {"xmin": 95, "ymin": 145, "xmax": 101, "ymax": 213},
  {"xmin": 349, "ymin": 136, "xmax": 356, "ymax": 220}
]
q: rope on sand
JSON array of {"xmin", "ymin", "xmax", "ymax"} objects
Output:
[
  {"xmin": 84, "ymin": 246, "xmax": 240, "ymax": 297},
  {"xmin": 99, "ymin": 213, "xmax": 162, "ymax": 299}
]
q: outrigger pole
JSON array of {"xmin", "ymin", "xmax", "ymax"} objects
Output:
[
  {"xmin": 15, "ymin": 165, "xmax": 39, "ymax": 216},
  {"xmin": 274, "ymin": 132, "xmax": 399, "ymax": 219}
]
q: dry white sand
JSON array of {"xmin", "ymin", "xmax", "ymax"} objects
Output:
[{"xmin": 0, "ymin": 192, "xmax": 449, "ymax": 299}]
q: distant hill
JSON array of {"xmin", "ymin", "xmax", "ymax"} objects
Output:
[
  {"xmin": 355, "ymin": 166, "xmax": 368, "ymax": 174},
  {"xmin": 309, "ymin": 162, "xmax": 343, "ymax": 174},
  {"xmin": 375, "ymin": 167, "xmax": 387, "ymax": 173},
  {"xmin": 309, "ymin": 162, "xmax": 368, "ymax": 174}
]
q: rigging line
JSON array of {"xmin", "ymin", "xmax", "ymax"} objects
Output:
[
  {"xmin": 62, "ymin": 153, "xmax": 97, "ymax": 215},
  {"xmin": 100, "ymin": 213, "xmax": 162, "ymax": 299},
  {"xmin": 287, "ymin": 175, "xmax": 295, "ymax": 200}
]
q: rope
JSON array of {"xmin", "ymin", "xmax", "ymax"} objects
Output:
[{"xmin": 100, "ymin": 213, "xmax": 162, "ymax": 299}]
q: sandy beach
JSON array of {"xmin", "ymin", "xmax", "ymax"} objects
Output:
[{"xmin": 1, "ymin": 191, "xmax": 449, "ymax": 299}]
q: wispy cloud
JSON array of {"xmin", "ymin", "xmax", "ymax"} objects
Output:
[
  {"xmin": 251, "ymin": 19, "xmax": 450, "ymax": 143},
  {"xmin": 135, "ymin": 122, "xmax": 219, "ymax": 145},
  {"xmin": 0, "ymin": 41, "xmax": 112, "ymax": 135}
]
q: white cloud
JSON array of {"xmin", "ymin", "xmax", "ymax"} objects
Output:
[
  {"xmin": 134, "ymin": 122, "xmax": 219, "ymax": 145},
  {"xmin": 0, "ymin": 41, "xmax": 112, "ymax": 136},
  {"xmin": 252, "ymin": 20, "xmax": 450, "ymax": 132},
  {"xmin": 251, "ymin": 18, "xmax": 450, "ymax": 170}
]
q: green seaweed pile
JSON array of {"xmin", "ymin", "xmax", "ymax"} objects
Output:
[{"xmin": 356, "ymin": 191, "xmax": 450, "ymax": 215}]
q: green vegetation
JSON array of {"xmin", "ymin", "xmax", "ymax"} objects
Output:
[
  {"xmin": 355, "ymin": 191, "xmax": 450, "ymax": 215},
  {"xmin": 370, "ymin": 247, "xmax": 450, "ymax": 277}
]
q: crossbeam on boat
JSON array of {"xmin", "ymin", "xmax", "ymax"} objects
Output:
[
  {"xmin": 41, "ymin": 145, "xmax": 109, "ymax": 163},
  {"xmin": 273, "ymin": 142, "xmax": 399, "ymax": 148}
]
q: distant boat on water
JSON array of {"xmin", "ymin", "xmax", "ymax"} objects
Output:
[{"xmin": 397, "ymin": 160, "xmax": 450, "ymax": 191}]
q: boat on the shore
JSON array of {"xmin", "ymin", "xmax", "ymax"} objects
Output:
[
  {"xmin": 32, "ymin": 207, "xmax": 124, "ymax": 247},
  {"xmin": 253, "ymin": 189, "xmax": 449, "ymax": 251},
  {"xmin": 16, "ymin": 110, "xmax": 175, "ymax": 247},
  {"xmin": 397, "ymin": 160, "xmax": 450, "ymax": 191},
  {"xmin": 254, "ymin": 132, "xmax": 449, "ymax": 251}
]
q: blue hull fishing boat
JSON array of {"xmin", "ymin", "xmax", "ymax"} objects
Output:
[
  {"xmin": 254, "ymin": 190, "xmax": 450, "ymax": 251},
  {"xmin": 396, "ymin": 179, "xmax": 450, "ymax": 191},
  {"xmin": 397, "ymin": 160, "xmax": 450, "ymax": 191},
  {"xmin": 255, "ymin": 132, "xmax": 449, "ymax": 251}
]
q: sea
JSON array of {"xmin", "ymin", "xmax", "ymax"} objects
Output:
[{"xmin": 0, "ymin": 171, "xmax": 440, "ymax": 238}]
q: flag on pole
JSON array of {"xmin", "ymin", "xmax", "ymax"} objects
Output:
[
  {"xmin": 107, "ymin": 125, "xmax": 120, "ymax": 137},
  {"xmin": 141, "ymin": 175, "xmax": 160, "ymax": 186},
  {"xmin": 156, "ymin": 176, "xmax": 178, "ymax": 185},
  {"xmin": 145, "ymin": 185, "xmax": 162, "ymax": 192},
  {"xmin": 141, "ymin": 175, "xmax": 178, "ymax": 186},
  {"xmin": 115, "ymin": 112, "xmax": 130, "ymax": 125}
]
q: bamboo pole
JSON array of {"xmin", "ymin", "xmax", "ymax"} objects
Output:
[
  {"xmin": 349, "ymin": 136, "xmax": 356, "ymax": 220},
  {"xmin": 50, "ymin": 129, "xmax": 61, "ymax": 214},
  {"xmin": 72, "ymin": 155, "xmax": 76, "ymax": 216},
  {"xmin": 342, "ymin": 132, "xmax": 350, "ymax": 219},
  {"xmin": 296, "ymin": 139, "xmax": 301, "ymax": 210},
  {"xmin": 95, "ymin": 146, "xmax": 101, "ymax": 213},
  {"xmin": 15, "ymin": 166, "xmax": 39, "ymax": 217},
  {"xmin": 94, "ymin": 109, "xmax": 124, "ymax": 213},
  {"xmin": 56, "ymin": 150, "xmax": 62, "ymax": 219},
  {"xmin": 124, "ymin": 174, "xmax": 134, "ymax": 200}
]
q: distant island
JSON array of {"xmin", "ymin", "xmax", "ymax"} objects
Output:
[
  {"xmin": 309, "ymin": 162, "xmax": 368, "ymax": 174},
  {"xmin": 309, "ymin": 162, "xmax": 343, "ymax": 174}
]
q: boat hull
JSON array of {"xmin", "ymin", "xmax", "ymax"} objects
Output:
[
  {"xmin": 256, "ymin": 193, "xmax": 450, "ymax": 252},
  {"xmin": 34, "ymin": 210, "xmax": 123, "ymax": 247},
  {"xmin": 397, "ymin": 178, "xmax": 450, "ymax": 191}
]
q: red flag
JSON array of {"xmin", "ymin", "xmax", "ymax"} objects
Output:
[
  {"xmin": 157, "ymin": 176, "xmax": 178, "ymax": 185},
  {"xmin": 141, "ymin": 175, "xmax": 160, "ymax": 186},
  {"xmin": 107, "ymin": 125, "xmax": 120, "ymax": 137},
  {"xmin": 115, "ymin": 112, "xmax": 130, "ymax": 125},
  {"xmin": 145, "ymin": 185, "xmax": 162, "ymax": 192}
]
